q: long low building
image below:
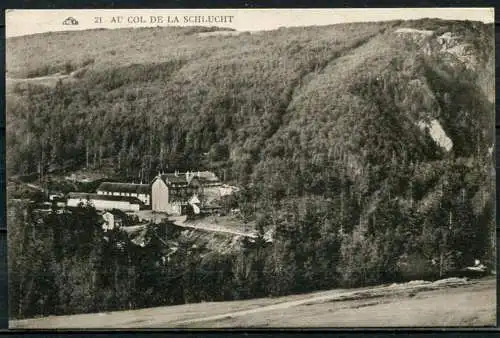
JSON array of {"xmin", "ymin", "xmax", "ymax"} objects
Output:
[
  {"xmin": 67, "ymin": 192, "xmax": 143, "ymax": 212},
  {"xmin": 96, "ymin": 182, "xmax": 150, "ymax": 205}
]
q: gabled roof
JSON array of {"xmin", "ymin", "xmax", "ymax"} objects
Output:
[
  {"xmin": 97, "ymin": 182, "xmax": 150, "ymax": 194},
  {"xmin": 68, "ymin": 192, "xmax": 143, "ymax": 204},
  {"xmin": 153, "ymin": 171, "xmax": 220, "ymax": 186},
  {"xmin": 196, "ymin": 171, "xmax": 220, "ymax": 182},
  {"xmin": 154, "ymin": 174, "xmax": 189, "ymax": 186}
]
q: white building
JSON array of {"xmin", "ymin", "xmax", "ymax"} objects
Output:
[
  {"xmin": 102, "ymin": 211, "xmax": 124, "ymax": 231},
  {"xmin": 67, "ymin": 192, "xmax": 142, "ymax": 212},
  {"xmin": 151, "ymin": 173, "xmax": 196, "ymax": 215},
  {"xmin": 151, "ymin": 171, "xmax": 221, "ymax": 215},
  {"xmin": 96, "ymin": 182, "xmax": 151, "ymax": 206}
]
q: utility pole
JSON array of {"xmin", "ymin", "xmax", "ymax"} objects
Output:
[
  {"xmin": 86, "ymin": 141, "xmax": 89, "ymax": 169},
  {"xmin": 340, "ymin": 189, "xmax": 344, "ymax": 234},
  {"xmin": 409, "ymin": 180, "xmax": 414, "ymax": 207}
]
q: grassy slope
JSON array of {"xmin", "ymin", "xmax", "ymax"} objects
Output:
[
  {"xmin": 6, "ymin": 26, "xmax": 238, "ymax": 78},
  {"xmin": 10, "ymin": 277, "xmax": 496, "ymax": 328}
]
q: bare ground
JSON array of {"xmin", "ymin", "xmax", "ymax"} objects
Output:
[
  {"xmin": 174, "ymin": 216, "xmax": 257, "ymax": 238},
  {"xmin": 6, "ymin": 70, "xmax": 82, "ymax": 88},
  {"xmin": 10, "ymin": 277, "xmax": 495, "ymax": 329},
  {"xmin": 133, "ymin": 212, "xmax": 258, "ymax": 238}
]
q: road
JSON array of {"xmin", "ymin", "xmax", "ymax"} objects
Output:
[
  {"xmin": 171, "ymin": 220, "xmax": 257, "ymax": 238},
  {"xmin": 26, "ymin": 183, "xmax": 44, "ymax": 191},
  {"xmin": 6, "ymin": 70, "xmax": 80, "ymax": 83},
  {"xmin": 133, "ymin": 211, "xmax": 257, "ymax": 238}
]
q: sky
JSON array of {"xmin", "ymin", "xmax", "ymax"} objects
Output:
[{"xmin": 6, "ymin": 8, "xmax": 494, "ymax": 38}]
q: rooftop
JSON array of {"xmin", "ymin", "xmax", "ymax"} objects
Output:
[
  {"xmin": 159, "ymin": 174, "xmax": 189, "ymax": 185},
  {"xmin": 97, "ymin": 182, "xmax": 150, "ymax": 194},
  {"xmin": 155, "ymin": 171, "xmax": 221, "ymax": 186},
  {"xmin": 67, "ymin": 192, "xmax": 143, "ymax": 204}
]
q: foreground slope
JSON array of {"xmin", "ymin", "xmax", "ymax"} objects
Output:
[{"xmin": 10, "ymin": 277, "xmax": 495, "ymax": 328}]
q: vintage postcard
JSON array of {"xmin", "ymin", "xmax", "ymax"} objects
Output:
[{"xmin": 5, "ymin": 8, "xmax": 496, "ymax": 328}]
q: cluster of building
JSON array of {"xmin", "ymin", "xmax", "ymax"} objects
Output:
[{"xmin": 66, "ymin": 170, "xmax": 236, "ymax": 216}]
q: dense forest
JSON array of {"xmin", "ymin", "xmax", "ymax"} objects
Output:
[{"xmin": 7, "ymin": 19, "xmax": 495, "ymax": 319}]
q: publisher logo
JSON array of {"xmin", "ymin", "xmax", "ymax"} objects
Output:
[{"xmin": 62, "ymin": 17, "xmax": 79, "ymax": 25}]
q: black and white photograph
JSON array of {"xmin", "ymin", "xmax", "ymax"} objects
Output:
[{"xmin": 5, "ymin": 8, "xmax": 496, "ymax": 328}]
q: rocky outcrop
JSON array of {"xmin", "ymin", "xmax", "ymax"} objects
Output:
[
  {"xmin": 437, "ymin": 32, "xmax": 477, "ymax": 69},
  {"xmin": 394, "ymin": 28, "xmax": 479, "ymax": 70},
  {"xmin": 417, "ymin": 119, "xmax": 453, "ymax": 152}
]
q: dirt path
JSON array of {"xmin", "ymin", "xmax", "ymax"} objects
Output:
[
  {"xmin": 172, "ymin": 277, "xmax": 472, "ymax": 327},
  {"xmin": 173, "ymin": 291, "xmax": 347, "ymax": 326},
  {"xmin": 6, "ymin": 70, "xmax": 80, "ymax": 82},
  {"xmin": 6, "ymin": 71, "xmax": 81, "ymax": 88},
  {"xmin": 26, "ymin": 183, "xmax": 44, "ymax": 191},
  {"xmin": 7, "ymin": 74, "xmax": 68, "ymax": 82}
]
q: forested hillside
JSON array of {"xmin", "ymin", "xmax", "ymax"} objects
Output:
[{"xmin": 7, "ymin": 19, "xmax": 495, "ymax": 319}]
